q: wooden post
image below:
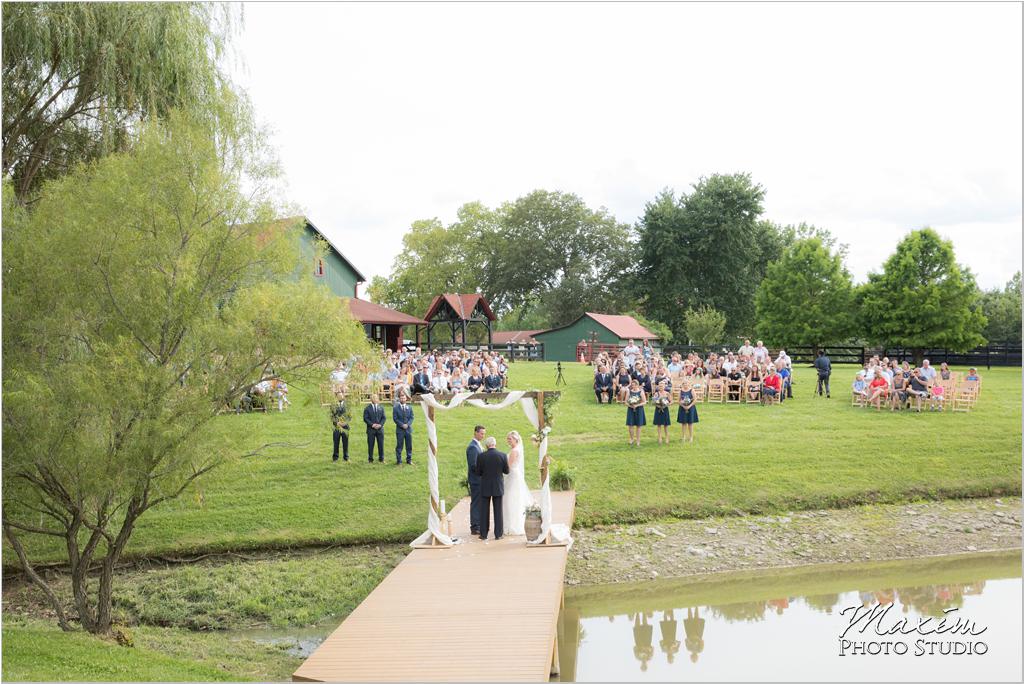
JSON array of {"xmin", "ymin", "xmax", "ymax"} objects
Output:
[
  {"xmin": 550, "ymin": 633, "xmax": 560, "ymax": 677},
  {"xmin": 427, "ymin": 404, "xmax": 440, "ymax": 538},
  {"xmin": 537, "ymin": 391, "xmax": 548, "ymax": 487}
]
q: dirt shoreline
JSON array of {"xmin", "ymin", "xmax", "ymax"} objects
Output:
[{"xmin": 565, "ymin": 496, "xmax": 1022, "ymax": 586}]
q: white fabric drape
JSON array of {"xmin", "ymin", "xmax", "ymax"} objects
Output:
[
  {"xmin": 519, "ymin": 399, "xmax": 571, "ymax": 546},
  {"xmin": 409, "ymin": 391, "xmax": 570, "ymax": 547}
]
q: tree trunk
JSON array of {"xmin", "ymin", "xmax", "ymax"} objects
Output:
[{"xmin": 913, "ymin": 348, "xmax": 924, "ymax": 367}]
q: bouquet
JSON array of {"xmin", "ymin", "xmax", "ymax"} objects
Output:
[
  {"xmin": 628, "ymin": 395, "xmax": 641, "ymax": 406},
  {"xmin": 656, "ymin": 395, "xmax": 670, "ymax": 409}
]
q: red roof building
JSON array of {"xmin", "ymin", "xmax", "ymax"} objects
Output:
[{"xmin": 345, "ymin": 298, "xmax": 426, "ymax": 351}]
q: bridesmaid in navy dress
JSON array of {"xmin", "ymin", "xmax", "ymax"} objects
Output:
[
  {"xmin": 676, "ymin": 378, "xmax": 699, "ymax": 443},
  {"xmin": 625, "ymin": 379, "xmax": 647, "ymax": 446},
  {"xmin": 652, "ymin": 383, "xmax": 672, "ymax": 444}
]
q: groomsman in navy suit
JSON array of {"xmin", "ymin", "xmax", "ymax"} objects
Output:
[
  {"xmin": 363, "ymin": 394, "xmax": 386, "ymax": 462},
  {"xmin": 393, "ymin": 393, "xmax": 414, "ymax": 464}
]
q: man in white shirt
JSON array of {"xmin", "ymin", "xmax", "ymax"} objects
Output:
[
  {"xmin": 753, "ymin": 341, "xmax": 769, "ymax": 364},
  {"xmin": 919, "ymin": 359, "xmax": 937, "ymax": 381},
  {"xmin": 738, "ymin": 339, "xmax": 755, "ymax": 359},
  {"xmin": 623, "ymin": 339, "xmax": 640, "ymax": 368}
]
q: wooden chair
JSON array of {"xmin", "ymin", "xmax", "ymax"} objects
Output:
[
  {"xmin": 851, "ymin": 390, "xmax": 867, "ymax": 408},
  {"xmin": 692, "ymin": 383, "xmax": 706, "ymax": 403},
  {"xmin": 706, "ymin": 379, "xmax": 725, "ymax": 403},
  {"xmin": 952, "ymin": 384, "xmax": 979, "ymax": 412},
  {"xmin": 745, "ymin": 380, "xmax": 762, "ymax": 404},
  {"xmin": 725, "ymin": 379, "xmax": 743, "ymax": 403},
  {"xmin": 379, "ymin": 380, "xmax": 394, "ymax": 402},
  {"xmin": 320, "ymin": 382, "xmax": 336, "ymax": 407}
]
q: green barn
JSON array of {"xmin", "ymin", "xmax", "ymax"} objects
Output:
[
  {"xmin": 291, "ymin": 216, "xmax": 366, "ymax": 298},
  {"xmin": 533, "ymin": 312, "xmax": 660, "ymax": 362}
]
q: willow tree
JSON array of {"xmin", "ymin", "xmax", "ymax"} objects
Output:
[
  {"xmin": 1, "ymin": 113, "xmax": 370, "ymax": 634},
  {"xmin": 2, "ymin": 2, "xmax": 239, "ymax": 199}
]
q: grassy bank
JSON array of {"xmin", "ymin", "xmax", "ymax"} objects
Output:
[{"xmin": 9, "ymin": 363, "xmax": 1021, "ymax": 564}]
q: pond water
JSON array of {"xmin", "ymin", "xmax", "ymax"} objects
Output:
[{"xmin": 556, "ymin": 551, "xmax": 1022, "ymax": 682}]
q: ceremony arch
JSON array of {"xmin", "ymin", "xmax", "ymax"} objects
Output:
[{"xmin": 407, "ymin": 390, "xmax": 571, "ymax": 548}]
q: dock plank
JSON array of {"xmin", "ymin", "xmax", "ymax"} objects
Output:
[{"xmin": 293, "ymin": 490, "xmax": 576, "ymax": 682}]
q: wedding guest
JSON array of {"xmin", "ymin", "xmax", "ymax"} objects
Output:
[
  {"xmin": 965, "ymin": 367, "xmax": 981, "ymax": 383},
  {"xmin": 623, "ymin": 339, "xmax": 640, "ymax": 368},
  {"xmin": 762, "ymin": 366, "xmax": 781, "ymax": 403},
  {"xmin": 919, "ymin": 359, "xmax": 937, "ymax": 382},
  {"xmin": 642, "ymin": 339, "xmax": 654, "ymax": 364},
  {"xmin": 412, "ymin": 363, "xmax": 432, "ymax": 395},
  {"xmin": 450, "ymin": 367, "xmax": 465, "ymax": 392},
  {"xmin": 615, "ymin": 364, "xmax": 632, "ymax": 403},
  {"xmin": 738, "ymin": 339, "xmax": 755, "ymax": 359},
  {"xmin": 778, "ymin": 363, "xmax": 792, "ymax": 402},
  {"xmin": 633, "ymin": 362, "xmax": 653, "ymax": 395},
  {"xmin": 852, "ymin": 371, "xmax": 869, "ymax": 402},
  {"xmin": 467, "ymin": 366, "xmax": 483, "ymax": 392},
  {"xmin": 890, "ymin": 367, "xmax": 910, "ymax": 411},
  {"xmin": 667, "ymin": 353, "xmax": 684, "ymax": 373},
  {"xmin": 939, "ymin": 362, "xmax": 953, "ymax": 381},
  {"xmin": 652, "ymin": 383, "xmax": 672, "ymax": 444},
  {"xmin": 868, "ymin": 370, "xmax": 889, "ymax": 409},
  {"xmin": 363, "ymin": 393, "xmax": 386, "ymax": 463},
  {"xmin": 753, "ymin": 340, "xmax": 769, "ymax": 365},
  {"xmin": 330, "ymin": 362, "xmax": 349, "ymax": 386},
  {"xmin": 594, "ymin": 364, "xmax": 614, "ymax": 404},
  {"xmin": 483, "ymin": 365, "xmax": 503, "ymax": 393},
  {"xmin": 907, "ymin": 368, "xmax": 930, "ymax": 412},
  {"xmin": 676, "ymin": 378, "xmax": 698, "ymax": 443},
  {"xmin": 430, "ymin": 367, "xmax": 450, "ymax": 394},
  {"xmin": 393, "ymin": 392, "xmax": 414, "ymax": 464},
  {"xmin": 727, "ymin": 367, "xmax": 743, "ymax": 401},
  {"xmin": 330, "ymin": 391, "xmax": 351, "ymax": 462},
  {"xmin": 625, "ymin": 379, "xmax": 647, "ymax": 446}
]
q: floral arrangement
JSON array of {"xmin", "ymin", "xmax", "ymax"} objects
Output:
[
  {"xmin": 530, "ymin": 392, "xmax": 559, "ymax": 445},
  {"xmin": 628, "ymin": 394, "xmax": 641, "ymax": 406},
  {"xmin": 525, "ymin": 503, "xmax": 542, "ymax": 519},
  {"xmin": 656, "ymin": 395, "xmax": 670, "ymax": 409}
]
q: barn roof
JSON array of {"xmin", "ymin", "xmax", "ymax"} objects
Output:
[
  {"xmin": 534, "ymin": 312, "xmax": 659, "ymax": 340},
  {"xmin": 491, "ymin": 330, "xmax": 542, "ymax": 345},
  {"xmin": 345, "ymin": 298, "xmax": 426, "ymax": 326},
  {"xmin": 423, "ymin": 293, "xmax": 496, "ymax": 322}
]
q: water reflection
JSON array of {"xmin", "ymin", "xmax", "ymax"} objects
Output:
[{"xmin": 558, "ymin": 552, "xmax": 1021, "ymax": 682}]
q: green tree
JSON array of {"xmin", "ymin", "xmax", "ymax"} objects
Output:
[
  {"xmin": 366, "ymin": 208, "xmax": 489, "ymax": 319},
  {"xmin": 636, "ymin": 174, "xmax": 785, "ymax": 338},
  {"xmin": 754, "ymin": 236, "xmax": 855, "ymax": 350},
  {"xmin": 481, "ymin": 190, "xmax": 635, "ymax": 327},
  {"xmin": 624, "ymin": 310, "xmax": 673, "ymax": 344},
  {"xmin": 979, "ymin": 272, "xmax": 1022, "ymax": 345},
  {"xmin": 684, "ymin": 305, "xmax": 727, "ymax": 348},
  {"xmin": 2, "ymin": 115, "xmax": 370, "ymax": 635},
  {"xmin": 370, "ymin": 191, "xmax": 635, "ymax": 330},
  {"xmin": 2, "ymin": 2, "xmax": 240, "ymax": 199},
  {"xmin": 859, "ymin": 228, "xmax": 987, "ymax": 363}
]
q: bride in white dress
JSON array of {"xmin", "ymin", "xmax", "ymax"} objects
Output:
[{"xmin": 502, "ymin": 431, "xmax": 535, "ymax": 536}]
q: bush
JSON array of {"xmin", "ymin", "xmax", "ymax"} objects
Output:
[{"xmin": 549, "ymin": 462, "xmax": 575, "ymax": 491}]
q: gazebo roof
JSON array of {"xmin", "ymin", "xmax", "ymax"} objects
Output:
[{"xmin": 423, "ymin": 293, "xmax": 496, "ymax": 322}]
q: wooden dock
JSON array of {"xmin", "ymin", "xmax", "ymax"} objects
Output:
[{"xmin": 293, "ymin": 490, "xmax": 576, "ymax": 682}]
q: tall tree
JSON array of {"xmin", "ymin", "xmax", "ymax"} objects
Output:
[
  {"xmin": 366, "ymin": 206, "xmax": 490, "ymax": 319},
  {"xmin": 859, "ymin": 228, "xmax": 987, "ymax": 363},
  {"xmin": 370, "ymin": 191, "xmax": 635, "ymax": 329},
  {"xmin": 2, "ymin": 115, "xmax": 370, "ymax": 635},
  {"xmin": 980, "ymin": 272, "xmax": 1022, "ymax": 345},
  {"xmin": 2, "ymin": 2, "xmax": 239, "ymax": 199},
  {"xmin": 636, "ymin": 174, "xmax": 783, "ymax": 339},
  {"xmin": 755, "ymin": 236, "xmax": 855, "ymax": 350},
  {"xmin": 481, "ymin": 190, "xmax": 635, "ymax": 327}
]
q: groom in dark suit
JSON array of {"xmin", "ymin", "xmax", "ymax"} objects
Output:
[
  {"xmin": 473, "ymin": 436, "xmax": 509, "ymax": 540},
  {"xmin": 466, "ymin": 426, "xmax": 485, "ymax": 535}
]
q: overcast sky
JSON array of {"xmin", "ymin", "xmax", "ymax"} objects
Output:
[{"xmin": 235, "ymin": 2, "xmax": 1022, "ymax": 295}]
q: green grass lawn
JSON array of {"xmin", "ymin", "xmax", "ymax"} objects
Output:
[
  {"xmin": 1, "ymin": 616, "xmax": 300, "ymax": 681},
  {"xmin": 11, "ymin": 363, "xmax": 1022, "ymax": 563}
]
